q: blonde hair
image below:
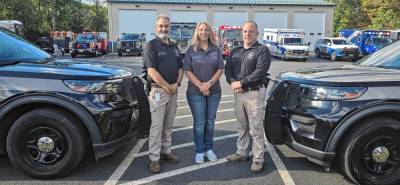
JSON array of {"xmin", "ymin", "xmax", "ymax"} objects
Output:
[{"xmin": 192, "ymin": 22, "xmax": 216, "ymax": 51}]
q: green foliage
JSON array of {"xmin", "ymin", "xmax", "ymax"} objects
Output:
[
  {"xmin": 330, "ymin": 0, "xmax": 400, "ymax": 34},
  {"xmin": 0, "ymin": 0, "xmax": 108, "ymax": 41}
]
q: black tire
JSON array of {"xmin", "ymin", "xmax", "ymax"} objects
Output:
[
  {"xmin": 316, "ymin": 49, "xmax": 321, "ymax": 58},
  {"xmin": 131, "ymin": 76, "xmax": 151, "ymax": 139},
  {"xmin": 301, "ymin": 58, "xmax": 308, "ymax": 62},
  {"xmin": 281, "ymin": 52, "xmax": 287, "ymax": 61},
  {"xmin": 102, "ymin": 50, "xmax": 107, "ymax": 55},
  {"xmin": 118, "ymin": 52, "xmax": 122, "ymax": 57},
  {"xmin": 351, "ymin": 56, "xmax": 359, "ymax": 62},
  {"xmin": 6, "ymin": 108, "xmax": 87, "ymax": 179},
  {"xmin": 330, "ymin": 51, "xmax": 337, "ymax": 61},
  {"xmin": 71, "ymin": 53, "xmax": 76, "ymax": 58},
  {"xmin": 338, "ymin": 117, "xmax": 400, "ymax": 185}
]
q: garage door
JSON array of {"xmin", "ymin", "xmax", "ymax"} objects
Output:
[
  {"xmin": 294, "ymin": 12, "xmax": 325, "ymax": 48},
  {"xmin": 170, "ymin": 10, "xmax": 207, "ymax": 23},
  {"xmin": 213, "ymin": 11, "xmax": 248, "ymax": 27},
  {"xmin": 118, "ymin": 9, "xmax": 157, "ymax": 42},
  {"xmin": 254, "ymin": 11, "xmax": 288, "ymax": 42}
]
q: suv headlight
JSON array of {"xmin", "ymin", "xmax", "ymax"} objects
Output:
[
  {"xmin": 302, "ymin": 86, "xmax": 367, "ymax": 100},
  {"xmin": 63, "ymin": 79, "xmax": 122, "ymax": 94}
]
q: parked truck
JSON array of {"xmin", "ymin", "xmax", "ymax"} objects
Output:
[
  {"xmin": 117, "ymin": 33, "xmax": 146, "ymax": 57},
  {"xmin": 0, "ymin": 20, "xmax": 23, "ymax": 36},
  {"xmin": 263, "ymin": 28, "xmax": 310, "ymax": 61},
  {"xmin": 339, "ymin": 29, "xmax": 392, "ymax": 56},
  {"xmin": 170, "ymin": 22, "xmax": 196, "ymax": 54},
  {"xmin": 216, "ymin": 25, "xmax": 243, "ymax": 58},
  {"xmin": 70, "ymin": 32, "xmax": 108, "ymax": 58}
]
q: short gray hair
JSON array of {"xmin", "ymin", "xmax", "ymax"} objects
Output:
[
  {"xmin": 156, "ymin": 14, "xmax": 170, "ymax": 23},
  {"xmin": 244, "ymin": 20, "xmax": 258, "ymax": 30}
]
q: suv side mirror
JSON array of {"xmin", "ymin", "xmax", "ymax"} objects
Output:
[{"xmin": 307, "ymin": 42, "xmax": 311, "ymax": 46}]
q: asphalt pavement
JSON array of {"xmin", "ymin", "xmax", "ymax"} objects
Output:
[{"xmin": 0, "ymin": 53, "xmax": 356, "ymax": 185}]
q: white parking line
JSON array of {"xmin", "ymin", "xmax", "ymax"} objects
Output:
[
  {"xmin": 104, "ymin": 139, "xmax": 148, "ymax": 185},
  {"xmin": 134, "ymin": 133, "xmax": 239, "ymax": 158},
  {"xmin": 120, "ymin": 158, "xmax": 229, "ymax": 185},
  {"xmin": 265, "ymin": 138, "xmax": 296, "ymax": 185},
  {"xmin": 177, "ymin": 100, "xmax": 235, "ymax": 110},
  {"xmin": 104, "ymin": 119, "xmax": 237, "ymax": 185},
  {"xmin": 175, "ymin": 109, "xmax": 234, "ymax": 119}
]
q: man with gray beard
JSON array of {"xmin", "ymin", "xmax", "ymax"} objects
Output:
[{"xmin": 142, "ymin": 14, "xmax": 183, "ymax": 173}]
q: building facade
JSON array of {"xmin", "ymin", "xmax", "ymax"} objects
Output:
[{"xmin": 107, "ymin": 0, "xmax": 335, "ymax": 47}]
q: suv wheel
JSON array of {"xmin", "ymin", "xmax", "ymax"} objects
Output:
[
  {"xmin": 6, "ymin": 108, "xmax": 87, "ymax": 179},
  {"xmin": 71, "ymin": 53, "xmax": 76, "ymax": 58},
  {"xmin": 330, "ymin": 51, "xmax": 337, "ymax": 61},
  {"xmin": 118, "ymin": 52, "xmax": 122, "ymax": 57},
  {"xmin": 339, "ymin": 117, "xmax": 400, "ymax": 185}
]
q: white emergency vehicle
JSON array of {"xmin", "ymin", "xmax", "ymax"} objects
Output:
[{"xmin": 263, "ymin": 28, "xmax": 310, "ymax": 61}]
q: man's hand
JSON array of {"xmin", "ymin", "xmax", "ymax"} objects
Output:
[
  {"xmin": 168, "ymin": 83, "xmax": 179, "ymax": 95},
  {"xmin": 231, "ymin": 81, "xmax": 242, "ymax": 90},
  {"xmin": 234, "ymin": 88, "xmax": 244, "ymax": 93}
]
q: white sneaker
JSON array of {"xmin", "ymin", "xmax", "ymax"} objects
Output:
[
  {"xmin": 195, "ymin": 153, "xmax": 204, "ymax": 164},
  {"xmin": 205, "ymin": 150, "xmax": 218, "ymax": 162}
]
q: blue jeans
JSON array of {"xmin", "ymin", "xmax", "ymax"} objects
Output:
[{"xmin": 187, "ymin": 93, "xmax": 221, "ymax": 153}]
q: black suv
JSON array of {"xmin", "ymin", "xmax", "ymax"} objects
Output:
[
  {"xmin": 265, "ymin": 41, "xmax": 400, "ymax": 185},
  {"xmin": 117, "ymin": 33, "xmax": 145, "ymax": 57},
  {"xmin": 0, "ymin": 28, "xmax": 151, "ymax": 178}
]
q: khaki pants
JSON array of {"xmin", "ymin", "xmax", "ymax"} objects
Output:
[
  {"xmin": 234, "ymin": 88, "xmax": 266, "ymax": 162},
  {"xmin": 148, "ymin": 87, "xmax": 178, "ymax": 161}
]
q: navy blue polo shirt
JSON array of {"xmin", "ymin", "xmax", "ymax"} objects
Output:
[{"xmin": 183, "ymin": 44, "xmax": 224, "ymax": 96}]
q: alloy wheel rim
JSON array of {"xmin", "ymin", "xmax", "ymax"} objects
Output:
[{"xmin": 24, "ymin": 126, "xmax": 65, "ymax": 166}]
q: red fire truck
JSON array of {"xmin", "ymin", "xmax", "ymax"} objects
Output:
[{"xmin": 216, "ymin": 25, "xmax": 243, "ymax": 58}]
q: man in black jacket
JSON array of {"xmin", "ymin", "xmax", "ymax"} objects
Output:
[{"xmin": 225, "ymin": 21, "xmax": 271, "ymax": 173}]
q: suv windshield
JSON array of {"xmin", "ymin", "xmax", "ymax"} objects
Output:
[
  {"xmin": 170, "ymin": 26, "xmax": 181, "ymax": 39},
  {"xmin": 76, "ymin": 33, "xmax": 96, "ymax": 41},
  {"xmin": 0, "ymin": 28, "xmax": 50, "ymax": 63},
  {"xmin": 365, "ymin": 37, "xmax": 392, "ymax": 48},
  {"xmin": 332, "ymin": 39, "xmax": 350, "ymax": 45},
  {"xmin": 357, "ymin": 41, "xmax": 400, "ymax": 69},
  {"xmin": 121, "ymin": 34, "xmax": 140, "ymax": 40},
  {"xmin": 284, "ymin": 38, "xmax": 304, "ymax": 45}
]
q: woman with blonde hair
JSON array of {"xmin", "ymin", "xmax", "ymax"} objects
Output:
[{"xmin": 183, "ymin": 22, "xmax": 224, "ymax": 164}]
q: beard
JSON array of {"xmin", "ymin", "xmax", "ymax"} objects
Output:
[{"xmin": 156, "ymin": 32, "xmax": 169, "ymax": 39}]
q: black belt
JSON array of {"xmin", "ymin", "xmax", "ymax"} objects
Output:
[{"xmin": 244, "ymin": 84, "xmax": 263, "ymax": 91}]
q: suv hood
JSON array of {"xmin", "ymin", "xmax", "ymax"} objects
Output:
[
  {"xmin": 279, "ymin": 64, "xmax": 400, "ymax": 86},
  {"xmin": 331, "ymin": 45, "xmax": 358, "ymax": 49},
  {"xmin": 0, "ymin": 59, "xmax": 133, "ymax": 80},
  {"xmin": 283, "ymin": 45, "xmax": 309, "ymax": 50}
]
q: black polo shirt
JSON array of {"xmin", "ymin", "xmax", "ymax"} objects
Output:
[
  {"xmin": 225, "ymin": 41, "xmax": 271, "ymax": 88},
  {"xmin": 143, "ymin": 37, "xmax": 183, "ymax": 84}
]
